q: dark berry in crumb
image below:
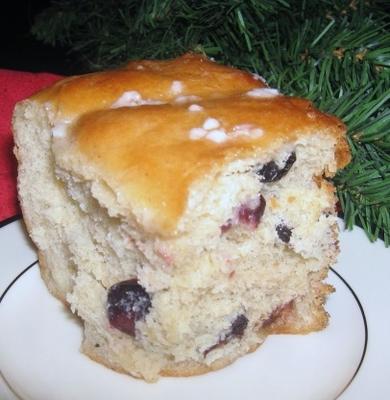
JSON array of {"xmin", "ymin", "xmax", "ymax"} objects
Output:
[
  {"xmin": 276, "ymin": 223, "xmax": 292, "ymax": 243},
  {"xmin": 220, "ymin": 220, "xmax": 232, "ymax": 234},
  {"xmin": 256, "ymin": 160, "xmax": 279, "ymax": 182},
  {"xmin": 204, "ymin": 314, "xmax": 249, "ymax": 356},
  {"xmin": 256, "ymin": 152, "xmax": 296, "ymax": 182},
  {"xmin": 238, "ymin": 194, "xmax": 266, "ymax": 229},
  {"xmin": 107, "ymin": 279, "xmax": 151, "ymax": 336},
  {"xmin": 230, "ymin": 314, "xmax": 249, "ymax": 338}
]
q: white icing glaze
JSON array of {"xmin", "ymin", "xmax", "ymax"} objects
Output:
[
  {"xmin": 246, "ymin": 88, "xmax": 279, "ymax": 98},
  {"xmin": 189, "ymin": 127, "xmax": 207, "ymax": 140},
  {"xmin": 175, "ymin": 95, "xmax": 201, "ymax": 104},
  {"xmin": 170, "ymin": 80, "xmax": 183, "ymax": 95},
  {"xmin": 206, "ymin": 129, "xmax": 228, "ymax": 143},
  {"xmin": 189, "ymin": 121, "xmax": 262, "ymax": 143},
  {"xmin": 188, "ymin": 104, "xmax": 203, "ymax": 112},
  {"xmin": 231, "ymin": 124, "xmax": 264, "ymax": 138},
  {"xmin": 111, "ymin": 91, "xmax": 163, "ymax": 108},
  {"xmin": 249, "ymin": 128, "xmax": 264, "ymax": 138},
  {"xmin": 203, "ymin": 117, "xmax": 220, "ymax": 130}
]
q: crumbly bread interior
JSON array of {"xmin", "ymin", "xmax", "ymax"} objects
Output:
[{"xmin": 14, "ymin": 97, "xmax": 341, "ymax": 382}]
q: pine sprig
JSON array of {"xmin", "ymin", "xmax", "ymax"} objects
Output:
[{"xmin": 32, "ymin": 0, "xmax": 390, "ymax": 245}]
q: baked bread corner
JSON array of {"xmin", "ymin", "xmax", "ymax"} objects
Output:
[{"xmin": 13, "ymin": 53, "xmax": 350, "ymax": 381}]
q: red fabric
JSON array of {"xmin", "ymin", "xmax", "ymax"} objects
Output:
[{"xmin": 0, "ymin": 70, "xmax": 63, "ymax": 221}]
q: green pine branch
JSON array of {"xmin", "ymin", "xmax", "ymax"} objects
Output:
[{"xmin": 32, "ymin": 0, "xmax": 390, "ymax": 245}]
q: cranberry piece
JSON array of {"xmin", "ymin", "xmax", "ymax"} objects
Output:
[
  {"xmin": 256, "ymin": 152, "xmax": 296, "ymax": 182},
  {"xmin": 204, "ymin": 314, "xmax": 248, "ymax": 356},
  {"xmin": 230, "ymin": 314, "xmax": 249, "ymax": 338},
  {"xmin": 262, "ymin": 300, "xmax": 294, "ymax": 328},
  {"xmin": 238, "ymin": 195, "xmax": 266, "ymax": 229},
  {"xmin": 220, "ymin": 220, "xmax": 232, "ymax": 234},
  {"xmin": 107, "ymin": 279, "xmax": 151, "ymax": 336},
  {"xmin": 276, "ymin": 223, "xmax": 292, "ymax": 243},
  {"xmin": 220, "ymin": 195, "xmax": 266, "ymax": 234}
]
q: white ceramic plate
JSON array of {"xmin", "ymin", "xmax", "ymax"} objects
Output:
[{"xmin": 0, "ymin": 218, "xmax": 389, "ymax": 400}]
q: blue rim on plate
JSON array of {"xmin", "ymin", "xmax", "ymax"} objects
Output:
[{"xmin": 0, "ymin": 215, "xmax": 21, "ymax": 229}]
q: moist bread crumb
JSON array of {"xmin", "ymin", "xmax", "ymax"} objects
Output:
[{"xmin": 13, "ymin": 53, "xmax": 350, "ymax": 382}]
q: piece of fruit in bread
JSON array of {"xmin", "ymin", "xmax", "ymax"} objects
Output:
[{"xmin": 13, "ymin": 53, "xmax": 350, "ymax": 382}]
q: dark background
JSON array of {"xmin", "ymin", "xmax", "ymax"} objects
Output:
[{"xmin": 0, "ymin": 0, "xmax": 80, "ymax": 75}]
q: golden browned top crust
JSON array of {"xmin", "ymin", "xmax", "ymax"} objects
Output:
[
  {"xmin": 34, "ymin": 53, "xmax": 265, "ymax": 117},
  {"xmin": 33, "ymin": 53, "xmax": 350, "ymax": 234}
]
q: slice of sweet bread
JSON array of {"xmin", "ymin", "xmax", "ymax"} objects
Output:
[{"xmin": 13, "ymin": 53, "xmax": 350, "ymax": 382}]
